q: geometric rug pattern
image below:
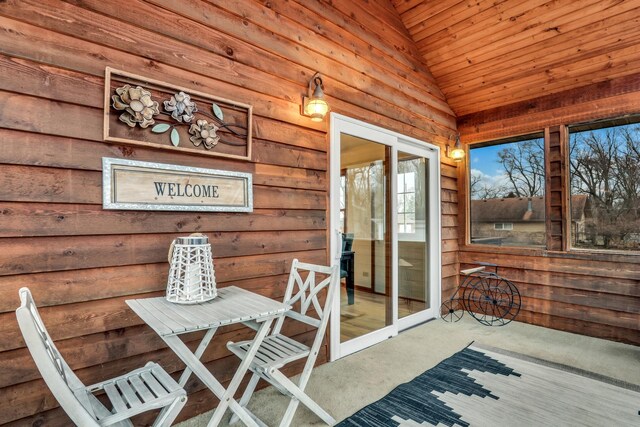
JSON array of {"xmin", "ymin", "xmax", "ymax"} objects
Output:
[{"xmin": 337, "ymin": 345, "xmax": 640, "ymax": 426}]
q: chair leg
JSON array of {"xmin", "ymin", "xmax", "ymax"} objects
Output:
[
  {"xmin": 270, "ymin": 371, "xmax": 335, "ymax": 427},
  {"xmin": 152, "ymin": 395, "xmax": 188, "ymax": 427},
  {"xmin": 240, "ymin": 406, "xmax": 269, "ymax": 427},
  {"xmin": 278, "ymin": 397, "xmax": 300, "ymax": 427},
  {"xmin": 229, "ymin": 372, "xmax": 261, "ymax": 425}
]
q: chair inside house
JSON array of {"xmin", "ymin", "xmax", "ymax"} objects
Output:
[
  {"xmin": 15, "ymin": 287, "xmax": 187, "ymax": 427},
  {"xmin": 227, "ymin": 259, "xmax": 339, "ymax": 427},
  {"xmin": 340, "ymin": 232, "xmax": 355, "ymax": 305}
]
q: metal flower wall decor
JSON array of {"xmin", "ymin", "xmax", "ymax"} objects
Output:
[
  {"xmin": 111, "ymin": 85, "xmax": 160, "ymax": 128},
  {"xmin": 104, "ymin": 68, "xmax": 253, "ymax": 161},
  {"xmin": 189, "ymin": 119, "xmax": 220, "ymax": 149},
  {"xmin": 164, "ymin": 91, "xmax": 197, "ymax": 123},
  {"xmin": 112, "ymin": 87, "xmax": 233, "ymax": 149}
]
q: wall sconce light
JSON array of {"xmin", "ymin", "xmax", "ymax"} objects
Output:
[
  {"xmin": 302, "ymin": 72, "xmax": 329, "ymax": 122},
  {"xmin": 446, "ymin": 134, "xmax": 465, "ymax": 162}
]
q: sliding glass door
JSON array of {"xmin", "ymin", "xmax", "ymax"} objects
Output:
[
  {"xmin": 395, "ymin": 147, "xmax": 438, "ymax": 330},
  {"xmin": 339, "ymin": 134, "xmax": 392, "ymax": 343},
  {"xmin": 330, "ymin": 115, "xmax": 441, "ymax": 360}
]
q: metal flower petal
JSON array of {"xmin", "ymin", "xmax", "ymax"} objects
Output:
[
  {"xmin": 111, "ymin": 84, "xmax": 160, "ymax": 128},
  {"xmin": 164, "ymin": 91, "xmax": 198, "ymax": 123},
  {"xmin": 188, "ymin": 119, "xmax": 220, "ymax": 150}
]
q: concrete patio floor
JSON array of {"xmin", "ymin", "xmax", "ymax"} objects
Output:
[{"xmin": 177, "ymin": 316, "xmax": 640, "ymax": 426}]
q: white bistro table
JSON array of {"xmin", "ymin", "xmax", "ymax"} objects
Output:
[{"xmin": 126, "ymin": 286, "xmax": 290, "ymax": 427}]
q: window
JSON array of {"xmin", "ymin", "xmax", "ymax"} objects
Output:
[
  {"xmin": 469, "ymin": 133, "xmax": 545, "ymax": 247},
  {"xmin": 398, "ymin": 171, "xmax": 415, "ymax": 233},
  {"xmin": 396, "ymin": 156, "xmax": 426, "ymax": 237},
  {"xmin": 344, "ymin": 161, "xmax": 386, "ymax": 241},
  {"xmin": 494, "ymin": 223, "xmax": 513, "ymax": 230},
  {"xmin": 569, "ymin": 116, "xmax": 640, "ymax": 251}
]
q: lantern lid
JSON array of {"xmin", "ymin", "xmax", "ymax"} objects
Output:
[{"xmin": 175, "ymin": 235, "xmax": 209, "ymax": 245}]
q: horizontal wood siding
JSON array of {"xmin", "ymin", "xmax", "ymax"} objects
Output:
[
  {"xmin": 0, "ymin": 0, "xmax": 456, "ymax": 424},
  {"xmin": 457, "ymin": 73, "xmax": 640, "ymax": 346}
]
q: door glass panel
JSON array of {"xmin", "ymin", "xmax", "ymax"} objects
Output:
[
  {"xmin": 339, "ymin": 133, "xmax": 391, "ymax": 342},
  {"xmin": 397, "ymin": 152, "xmax": 429, "ymax": 318}
]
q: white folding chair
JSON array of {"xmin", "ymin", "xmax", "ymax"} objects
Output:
[
  {"xmin": 227, "ymin": 259, "xmax": 339, "ymax": 427},
  {"xmin": 16, "ymin": 287, "xmax": 187, "ymax": 427}
]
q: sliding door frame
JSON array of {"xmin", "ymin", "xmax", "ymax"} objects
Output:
[{"xmin": 329, "ymin": 113, "xmax": 442, "ymax": 361}]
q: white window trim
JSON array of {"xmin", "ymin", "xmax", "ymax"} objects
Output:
[{"xmin": 494, "ymin": 223, "xmax": 513, "ymax": 230}]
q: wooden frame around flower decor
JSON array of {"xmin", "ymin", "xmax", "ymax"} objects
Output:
[{"xmin": 103, "ymin": 67, "xmax": 252, "ymax": 161}]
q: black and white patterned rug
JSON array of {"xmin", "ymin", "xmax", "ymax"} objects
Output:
[{"xmin": 338, "ymin": 344, "xmax": 640, "ymax": 426}]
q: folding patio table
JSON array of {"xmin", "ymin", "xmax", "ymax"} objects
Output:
[{"xmin": 126, "ymin": 286, "xmax": 291, "ymax": 427}]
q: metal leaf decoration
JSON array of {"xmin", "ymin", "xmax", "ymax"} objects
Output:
[
  {"xmin": 212, "ymin": 103, "xmax": 224, "ymax": 121},
  {"xmin": 170, "ymin": 128, "xmax": 180, "ymax": 146},
  {"xmin": 151, "ymin": 123, "xmax": 171, "ymax": 133}
]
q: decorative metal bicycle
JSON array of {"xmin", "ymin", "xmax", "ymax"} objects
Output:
[{"xmin": 441, "ymin": 262, "xmax": 521, "ymax": 326}]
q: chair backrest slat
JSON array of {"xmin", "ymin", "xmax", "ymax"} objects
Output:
[
  {"xmin": 273, "ymin": 259, "xmax": 338, "ymax": 335},
  {"xmin": 286, "ymin": 310, "xmax": 321, "ymax": 328},
  {"xmin": 16, "ymin": 288, "xmax": 100, "ymax": 426}
]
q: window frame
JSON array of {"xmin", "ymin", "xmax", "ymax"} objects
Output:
[{"xmin": 461, "ymin": 114, "xmax": 640, "ymax": 259}]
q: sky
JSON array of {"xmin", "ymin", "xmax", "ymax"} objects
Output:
[
  {"xmin": 469, "ymin": 139, "xmax": 542, "ymax": 197},
  {"xmin": 468, "ymin": 141, "xmax": 526, "ymax": 195},
  {"xmin": 471, "ymin": 124, "xmax": 639, "ymax": 177},
  {"xmin": 469, "ymin": 124, "xmax": 639, "ymax": 201},
  {"xmin": 469, "ymin": 143, "xmax": 509, "ymax": 177}
]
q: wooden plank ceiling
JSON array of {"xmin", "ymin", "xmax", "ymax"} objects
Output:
[{"xmin": 392, "ymin": 0, "xmax": 640, "ymax": 117}]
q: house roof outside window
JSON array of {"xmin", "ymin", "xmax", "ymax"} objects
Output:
[{"xmin": 471, "ymin": 195, "xmax": 590, "ymax": 223}]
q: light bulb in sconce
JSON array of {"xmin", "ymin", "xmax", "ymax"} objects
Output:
[
  {"xmin": 447, "ymin": 134, "xmax": 465, "ymax": 162},
  {"xmin": 302, "ymin": 72, "xmax": 329, "ymax": 121}
]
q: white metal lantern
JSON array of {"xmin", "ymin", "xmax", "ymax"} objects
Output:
[{"xmin": 166, "ymin": 234, "xmax": 217, "ymax": 304}]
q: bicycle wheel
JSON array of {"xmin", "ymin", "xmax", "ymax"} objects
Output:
[
  {"xmin": 465, "ymin": 274, "xmax": 520, "ymax": 326},
  {"xmin": 440, "ymin": 299, "xmax": 463, "ymax": 322}
]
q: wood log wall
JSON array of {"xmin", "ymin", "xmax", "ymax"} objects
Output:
[
  {"xmin": 458, "ymin": 73, "xmax": 640, "ymax": 346},
  {"xmin": 0, "ymin": 0, "xmax": 457, "ymax": 424}
]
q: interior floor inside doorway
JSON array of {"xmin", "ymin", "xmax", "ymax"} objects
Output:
[{"xmin": 339, "ymin": 285, "xmax": 417, "ymax": 342}]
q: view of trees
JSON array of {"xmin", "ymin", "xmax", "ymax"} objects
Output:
[
  {"xmin": 469, "ymin": 137, "xmax": 546, "ymax": 248},
  {"xmin": 470, "ymin": 137, "xmax": 545, "ymax": 200},
  {"xmin": 343, "ymin": 157, "xmax": 426, "ymax": 238},
  {"xmin": 570, "ymin": 123, "xmax": 640, "ymax": 250},
  {"xmin": 469, "ymin": 121, "xmax": 640, "ymax": 251},
  {"xmin": 345, "ymin": 162, "xmax": 385, "ymax": 240}
]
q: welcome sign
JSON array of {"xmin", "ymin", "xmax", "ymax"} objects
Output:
[{"xmin": 102, "ymin": 158, "xmax": 253, "ymax": 212}]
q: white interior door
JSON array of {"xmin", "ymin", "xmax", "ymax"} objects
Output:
[{"xmin": 330, "ymin": 114, "xmax": 441, "ymax": 361}]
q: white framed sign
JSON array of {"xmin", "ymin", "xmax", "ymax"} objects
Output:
[{"xmin": 102, "ymin": 158, "xmax": 253, "ymax": 212}]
